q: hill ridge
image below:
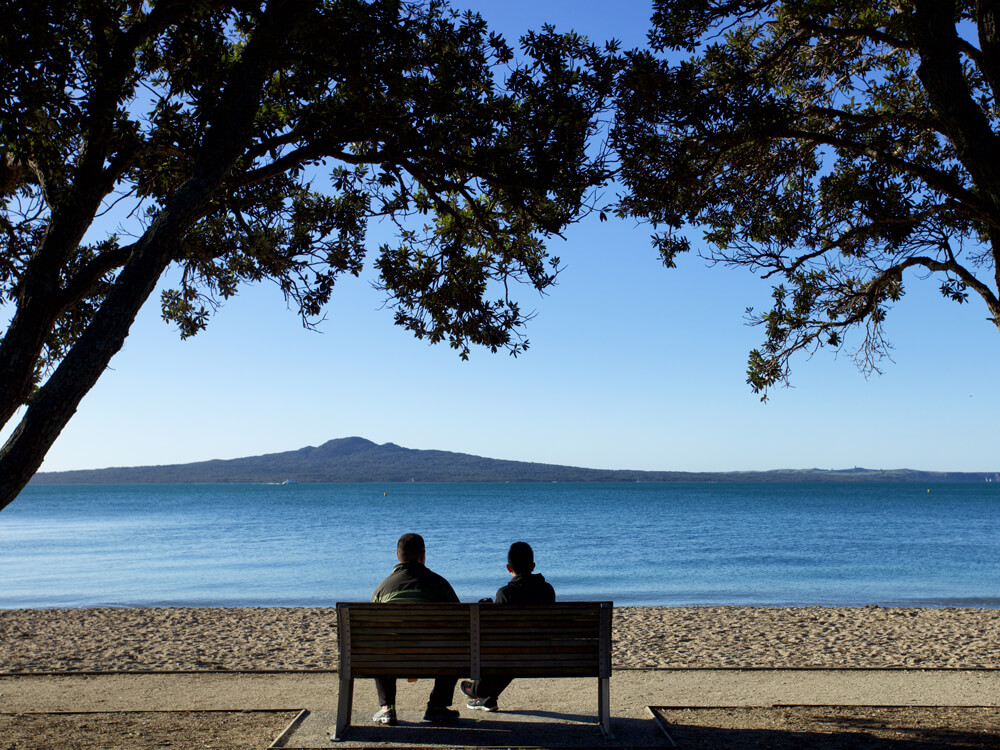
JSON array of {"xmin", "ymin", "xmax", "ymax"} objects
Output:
[{"xmin": 29, "ymin": 437, "xmax": 1000, "ymax": 485}]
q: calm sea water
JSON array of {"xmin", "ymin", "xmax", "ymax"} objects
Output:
[{"xmin": 2, "ymin": 482, "xmax": 999, "ymax": 609}]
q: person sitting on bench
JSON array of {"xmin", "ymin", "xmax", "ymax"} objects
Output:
[
  {"xmin": 370, "ymin": 532, "xmax": 461, "ymax": 726},
  {"xmin": 461, "ymin": 541, "xmax": 556, "ymax": 711}
]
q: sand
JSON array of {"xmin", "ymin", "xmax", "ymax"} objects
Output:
[
  {"xmin": 5, "ymin": 607, "xmax": 1000, "ymax": 747},
  {"xmin": 4, "ymin": 605, "xmax": 1000, "ymax": 673}
]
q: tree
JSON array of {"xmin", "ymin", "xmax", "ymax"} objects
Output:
[
  {"xmin": 0, "ymin": 0, "xmax": 616, "ymax": 511},
  {"xmin": 613, "ymin": 0, "xmax": 1000, "ymax": 397}
]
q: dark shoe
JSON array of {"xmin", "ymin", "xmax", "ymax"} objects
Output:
[
  {"xmin": 466, "ymin": 696, "xmax": 498, "ymax": 712},
  {"xmin": 460, "ymin": 680, "xmax": 477, "ymax": 699},
  {"xmin": 372, "ymin": 705, "xmax": 397, "ymax": 725},
  {"xmin": 422, "ymin": 706, "xmax": 460, "ymax": 724}
]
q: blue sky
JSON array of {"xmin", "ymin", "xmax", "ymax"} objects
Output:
[{"xmin": 9, "ymin": 1, "xmax": 1000, "ymax": 474}]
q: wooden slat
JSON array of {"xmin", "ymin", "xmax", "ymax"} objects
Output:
[
  {"xmin": 353, "ymin": 633, "xmax": 469, "ymax": 640},
  {"xmin": 482, "ymin": 646, "xmax": 598, "ymax": 654},
  {"xmin": 483, "ymin": 641, "xmax": 597, "ymax": 649},
  {"xmin": 350, "ymin": 620, "xmax": 470, "ymax": 627},
  {"xmin": 355, "ymin": 658, "xmax": 472, "ymax": 667},
  {"xmin": 484, "ymin": 630, "xmax": 596, "ymax": 636},
  {"xmin": 480, "ymin": 667, "xmax": 598, "ymax": 677},
  {"xmin": 482, "ymin": 655, "xmax": 598, "ymax": 665},
  {"xmin": 351, "ymin": 666, "xmax": 470, "ymax": 675},
  {"xmin": 484, "ymin": 618, "xmax": 599, "ymax": 624},
  {"xmin": 351, "ymin": 616, "xmax": 469, "ymax": 623},
  {"xmin": 354, "ymin": 652, "xmax": 471, "ymax": 659}
]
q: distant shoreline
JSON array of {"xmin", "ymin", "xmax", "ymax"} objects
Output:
[
  {"xmin": 6, "ymin": 598, "xmax": 1000, "ymax": 610},
  {"xmin": 28, "ymin": 475, "xmax": 1000, "ymax": 485},
  {"xmin": 28, "ymin": 437, "xmax": 1000, "ymax": 486}
]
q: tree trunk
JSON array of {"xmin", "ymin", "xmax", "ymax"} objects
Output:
[
  {"xmin": 0, "ymin": 236, "xmax": 173, "ymax": 511},
  {"xmin": 0, "ymin": 0, "xmax": 303, "ymax": 511},
  {"xmin": 0, "ymin": 199, "xmax": 111, "ymax": 429}
]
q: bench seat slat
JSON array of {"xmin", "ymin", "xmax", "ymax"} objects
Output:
[
  {"xmin": 353, "ymin": 657, "xmax": 472, "ymax": 666},
  {"xmin": 351, "ymin": 616, "xmax": 469, "ymax": 623},
  {"xmin": 351, "ymin": 628, "xmax": 469, "ymax": 643},
  {"xmin": 479, "ymin": 617, "xmax": 599, "ymax": 630},
  {"xmin": 482, "ymin": 657, "xmax": 598, "ymax": 664},
  {"xmin": 483, "ymin": 641, "xmax": 598, "ymax": 648},
  {"xmin": 352, "ymin": 646, "xmax": 469, "ymax": 654},
  {"xmin": 351, "ymin": 619, "xmax": 469, "ymax": 625},
  {"xmin": 483, "ymin": 611, "xmax": 599, "ymax": 618},
  {"xmin": 350, "ymin": 618, "xmax": 470, "ymax": 624},
  {"xmin": 352, "ymin": 634, "xmax": 469, "ymax": 640},
  {"xmin": 486, "ymin": 648, "xmax": 596, "ymax": 655},
  {"xmin": 482, "ymin": 632, "xmax": 597, "ymax": 638},
  {"xmin": 481, "ymin": 667, "xmax": 600, "ymax": 677},
  {"xmin": 351, "ymin": 665, "xmax": 471, "ymax": 674}
]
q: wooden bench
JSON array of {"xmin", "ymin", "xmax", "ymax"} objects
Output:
[{"xmin": 332, "ymin": 601, "xmax": 613, "ymax": 740}]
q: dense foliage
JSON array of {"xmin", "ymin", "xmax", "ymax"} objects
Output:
[
  {"xmin": 613, "ymin": 0, "xmax": 1000, "ymax": 396},
  {"xmin": 0, "ymin": 0, "xmax": 616, "ymax": 510}
]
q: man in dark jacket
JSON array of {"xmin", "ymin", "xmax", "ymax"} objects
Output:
[
  {"xmin": 371, "ymin": 533, "xmax": 460, "ymax": 725},
  {"xmin": 461, "ymin": 541, "xmax": 555, "ymax": 711}
]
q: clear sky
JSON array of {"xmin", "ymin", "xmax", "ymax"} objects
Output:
[{"xmin": 9, "ymin": 1, "xmax": 1000, "ymax": 474}]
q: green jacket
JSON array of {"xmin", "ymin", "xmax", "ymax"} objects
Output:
[{"xmin": 371, "ymin": 561, "xmax": 459, "ymax": 604}]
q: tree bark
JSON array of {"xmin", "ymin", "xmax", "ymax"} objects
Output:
[
  {"xmin": 977, "ymin": 0, "xmax": 1000, "ymax": 104},
  {"xmin": 913, "ymin": 1, "xmax": 1000, "ymax": 209}
]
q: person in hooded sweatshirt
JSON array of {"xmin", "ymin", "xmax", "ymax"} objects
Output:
[{"xmin": 460, "ymin": 541, "xmax": 555, "ymax": 711}]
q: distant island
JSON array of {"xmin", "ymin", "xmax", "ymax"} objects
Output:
[{"xmin": 29, "ymin": 437, "xmax": 1000, "ymax": 485}]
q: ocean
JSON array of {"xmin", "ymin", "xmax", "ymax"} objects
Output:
[{"xmin": 2, "ymin": 481, "xmax": 999, "ymax": 609}]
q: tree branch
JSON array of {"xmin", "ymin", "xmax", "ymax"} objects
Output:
[
  {"xmin": 912, "ymin": 0, "xmax": 1000, "ymax": 209},
  {"xmin": 57, "ymin": 243, "xmax": 135, "ymax": 314},
  {"xmin": 792, "ymin": 17, "xmax": 913, "ymax": 52},
  {"xmin": 780, "ymin": 127, "xmax": 993, "ymax": 223},
  {"xmin": 803, "ymin": 105, "xmax": 941, "ymax": 137},
  {"xmin": 975, "ymin": 0, "xmax": 1000, "ymax": 105}
]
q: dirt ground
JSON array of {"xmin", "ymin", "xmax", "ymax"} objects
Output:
[
  {"xmin": 651, "ymin": 705, "xmax": 1000, "ymax": 749},
  {"xmin": 5, "ymin": 706, "xmax": 1000, "ymax": 749},
  {"xmin": 0, "ymin": 711, "xmax": 299, "ymax": 750}
]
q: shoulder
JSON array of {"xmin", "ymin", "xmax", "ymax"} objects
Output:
[
  {"xmin": 494, "ymin": 582, "xmax": 513, "ymax": 604},
  {"xmin": 422, "ymin": 567, "xmax": 459, "ymax": 602},
  {"xmin": 536, "ymin": 578, "xmax": 556, "ymax": 603},
  {"xmin": 371, "ymin": 570, "xmax": 400, "ymax": 601}
]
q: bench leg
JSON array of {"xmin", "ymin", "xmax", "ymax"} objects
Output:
[
  {"xmin": 598, "ymin": 676, "xmax": 613, "ymax": 738},
  {"xmin": 331, "ymin": 675, "xmax": 353, "ymax": 741}
]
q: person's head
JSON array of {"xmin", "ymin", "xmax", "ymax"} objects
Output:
[
  {"xmin": 396, "ymin": 533, "xmax": 426, "ymax": 563},
  {"xmin": 506, "ymin": 541, "xmax": 535, "ymax": 576}
]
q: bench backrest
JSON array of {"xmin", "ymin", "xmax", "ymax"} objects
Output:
[{"xmin": 337, "ymin": 602, "xmax": 612, "ymax": 680}]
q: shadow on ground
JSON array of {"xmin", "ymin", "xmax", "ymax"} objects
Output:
[
  {"xmin": 280, "ymin": 708, "xmax": 664, "ymax": 748},
  {"xmin": 651, "ymin": 706, "xmax": 1000, "ymax": 749}
]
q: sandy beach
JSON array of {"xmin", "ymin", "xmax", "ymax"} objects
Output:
[
  {"xmin": 5, "ymin": 606, "xmax": 1000, "ymax": 747},
  {"xmin": 4, "ymin": 605, "xmax": 1000, "ymax": 673}
]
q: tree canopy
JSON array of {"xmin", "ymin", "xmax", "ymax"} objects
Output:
[
  {"xmin": 613, "ymin": 0, "xmax": 1000, "ymax": 396},
  {"xmin": 0, "ymin": 0, "xmax": 616, "ymax": 510}
]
